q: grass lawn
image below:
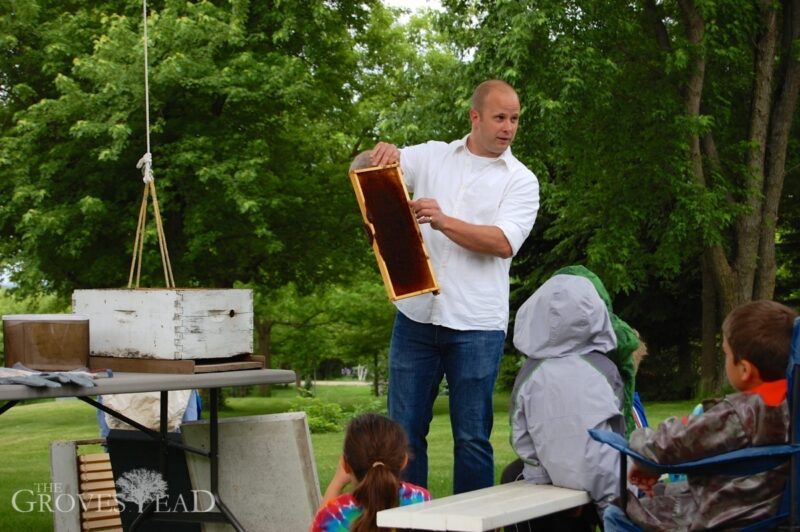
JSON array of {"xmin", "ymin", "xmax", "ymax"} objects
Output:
[{"xmin": 0, "ymin": 384, "xmax": 695, "ymax": 530}]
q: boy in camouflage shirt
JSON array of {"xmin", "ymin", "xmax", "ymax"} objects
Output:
[{"xmin": 607, "ymin": 300, "xmax": 797, "ymax": 531}]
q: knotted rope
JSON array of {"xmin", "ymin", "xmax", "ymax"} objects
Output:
[{"xmin": 128, "ymin": 0, "xmax": 174, "ymax": 289}]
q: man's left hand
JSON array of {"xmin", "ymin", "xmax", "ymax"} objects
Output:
[{"xmin": 411, "ymin": 198, "xmax": 446, "ymax": 231}]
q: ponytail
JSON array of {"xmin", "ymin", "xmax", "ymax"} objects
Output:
[
  {"xmin": 351, "ymin": 463, "xmax": 400, "ymax": 532},
  {"xmin": 342, "ymin": 414, "xmax": 410, "ymax": 532}
]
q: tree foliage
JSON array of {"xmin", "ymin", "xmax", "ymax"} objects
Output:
[
  {"xmin": 441, "ymin": 0, "xmax": 800, "ymax": 395},
  {"xmin": 252, "ymin": 275, "xmax": 395, "ymax": 394},
  {"xmin": 3, "ymin": 1, "xmax": 799, "ymax": 400},
  {"xmin": 1, "ymin": 0, "xmax": 409, "ymax": 294}
]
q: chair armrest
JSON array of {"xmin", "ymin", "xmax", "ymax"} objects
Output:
[{"xmin": 589, "ymin": 428, "xmax": 800, "ymax": 476}]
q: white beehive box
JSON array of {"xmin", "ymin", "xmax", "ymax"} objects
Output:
[{"xmin": 72, "ymin": 289, "xmax": 253, "ymax": 360}]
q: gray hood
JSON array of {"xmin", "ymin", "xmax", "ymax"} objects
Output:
[{"xmin": 513, "ymin": 274, "xmax": 617, "ymax": 359}]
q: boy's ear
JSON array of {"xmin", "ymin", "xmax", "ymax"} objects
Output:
[{"xmin": 740, "ymin": 359, "xmax": 762, "ymax": 384}]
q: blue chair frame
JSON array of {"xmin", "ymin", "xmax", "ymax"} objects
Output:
[{"xmin": 590, "ymin": 316, "xmax": 800, "ymax": 530}]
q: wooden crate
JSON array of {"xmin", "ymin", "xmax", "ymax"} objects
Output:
[
  {"xmin": 349, "ymin": 163, "xmax": 439, "ymax": 301},
  {"xmin": 72, "ymin": 289, "xmax": 253, "ymax": 360},
  {"xmin": 3, "ymin": 314, "xmax": 89, "ymax": 370},
  {"xmin": 51, "ymin": 440, "xmax": 123, "ymax": 532}
]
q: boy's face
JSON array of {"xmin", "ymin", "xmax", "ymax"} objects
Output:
[{"xmin": 723, "ymin": 337, "xmax": 746, "ymax": 391}]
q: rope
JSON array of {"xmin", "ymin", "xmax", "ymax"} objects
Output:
[
  {"xmin": 127, "ymin": 0, "xmax": 175, "ymax": 289},
  {"xmin": 127, "ymin": 185, "xmax": 148, "ymax": 288},
  {"xmin": 142, "ymin": 0, "xmax": 151, "ymax": 157}
]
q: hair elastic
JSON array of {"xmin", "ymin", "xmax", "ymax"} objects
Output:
[{"xmin": 371, "ymin": 461, "xmax": 385, "ymax": 468}]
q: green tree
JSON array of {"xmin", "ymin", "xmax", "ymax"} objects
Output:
[
  {"xmin": 443, "ymin": 0, "xmax": 800, "ymax": 395},
  {"xmin": 1, "ymin": 2, "xmax": 472, "ymax": 392},
  {"xmin": 372, "ymin": 9, "xmax": 468, "ymax": 147},
  {"xmin": 323, "ymin": 278, "xmax": 396, "ymax": 395},
  {"xmin": 253, "ymin": 275, "xmax": 394, "ymax": 395},
  {"xmin": 775, "ymin": 145, "xmax": 800, "ymax": 308},
  {"xmin": 1, "ymin": 0, "xmax": 405, "ymax": 296}
]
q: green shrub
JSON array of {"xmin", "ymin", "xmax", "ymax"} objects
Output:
[
  {"xmin": 497, "ymin": 352, "xmax": 524, "ymax": 391},
  {"xmin": 289, "ymin": 399, "xmax": 346, "ymax": 433},
  {"xmin": 349, "ymin": 398, "xmax": 387, "ymax": 418}
]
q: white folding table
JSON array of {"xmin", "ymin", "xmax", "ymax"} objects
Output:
[{"xmin": 0, "ymin": 369, "xmax": 296, "ymax": 531}]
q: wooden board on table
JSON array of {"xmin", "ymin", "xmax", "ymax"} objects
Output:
[{"xmin": 89, "ymin": 354, "xmax": 265, "ymax": 374}]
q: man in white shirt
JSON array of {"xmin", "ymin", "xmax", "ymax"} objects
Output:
[{"xmin": 369, "ymin": 80, "xmax": 540, "ymax": 493}]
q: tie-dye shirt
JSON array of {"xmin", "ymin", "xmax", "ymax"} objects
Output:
[{"xmin": 310, "ymin": 481, "xmax": 430, "ymax": 531}]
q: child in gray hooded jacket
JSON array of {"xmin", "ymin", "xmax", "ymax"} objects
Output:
[{"xmin": 509, "ymin": 273, "xmax": 625, "ymax": 522}]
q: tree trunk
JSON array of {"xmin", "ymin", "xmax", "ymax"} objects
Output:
[
  {"xmin": 255, "ymin": 317, "xmax": 273, "ymax": 396},
  {"xmin": 736, "ymin": 1, "xmax": 778, "ymax": 302},
  {"xmin": 373, "ymin": 351, "xmax": 380, "ymax": 397},
  {"xmin": 699, "ymin": 254, "xmax": 720, "ymax": 396},
  {"xmin": 649, "ymin": 0, "xmax": 798, "ymax": 395},
  {"xmin": 677, "ymin": 335, "xmax": 695, "ymax": 399},
  {"xmin": 756, "ymin": 0, "xmax": 800, "ymax": 299},
  {"xmin": 679, "ymin": 0, "xmax": 726, "ymax": 394},
  {"xmin": 677, "ymin": 0, "xmax": 705, "ymax": 182}
]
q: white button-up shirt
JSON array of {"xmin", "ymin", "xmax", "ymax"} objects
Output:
[{"xmin": 395, "ymin": 135, "xmax": 539, "ymax": 331}]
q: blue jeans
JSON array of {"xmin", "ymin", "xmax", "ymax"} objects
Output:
[
  {"xmin": 388, "ymin": 312, "xmax": 505, "ymax": 494},
  {"xmin": 603, "ymin": 504, "xmax": 642, "ymax": 532}
]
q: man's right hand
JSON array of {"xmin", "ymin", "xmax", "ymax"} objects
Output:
[{"xmin": 370, "ymin": 142, "xmax": 400, "ymax": 167}]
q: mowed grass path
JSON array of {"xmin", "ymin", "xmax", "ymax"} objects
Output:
[{"xmin": 0, "ymin": 384, "xmax": 694, "ymax": 530}]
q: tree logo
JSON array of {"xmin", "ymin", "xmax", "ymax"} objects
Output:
[{"xmin": 115, "ymin": 468, "xmax": 168, "ymax": 512}]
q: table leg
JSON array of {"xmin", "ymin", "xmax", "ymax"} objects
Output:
[
  {"xmin": 86, "ymin": 389, "xmax": 245, "ymax": 530},
  {"xmin": 0, "ymin": 400, "xmax": 19, "ymax": 416},
  {"xmin": 129, "ymin": 392, "xmax": 168, "ymax": 531},
  {"xmin": 209, "ymin": 387, "xmax": 245, "ymax": 531}
]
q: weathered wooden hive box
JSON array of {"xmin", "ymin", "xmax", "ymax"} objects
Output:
[{"xmin": 72, "ymin": 289, "xmax": 253, "ymax": 360}]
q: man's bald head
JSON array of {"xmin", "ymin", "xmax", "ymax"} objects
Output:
[
  {"xmin": 471, "ymin": 80, "xmax": 518, "ymax": 113},
  {"xmin": 467, "ymin": 80, "xmax": 521, "ymax": 157}
]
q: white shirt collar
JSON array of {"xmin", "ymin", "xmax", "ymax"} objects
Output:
[{"xmin": 454, "ymin": 134, "xmax": 515, "ymax": 168}]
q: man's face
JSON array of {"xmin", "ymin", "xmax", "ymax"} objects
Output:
[{"xmin": 468, "ymin": 88, "xmax": 520, "ymax": 157}]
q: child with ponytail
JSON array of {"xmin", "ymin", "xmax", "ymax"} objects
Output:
[{"xmin": 311, "ymin": 413, "xmax": 431, "ymax": 532}]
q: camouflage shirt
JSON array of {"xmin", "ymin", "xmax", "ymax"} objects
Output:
[{"xmin": 626, "ymin": 383, "xmax": 789, "ymax": 531}]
